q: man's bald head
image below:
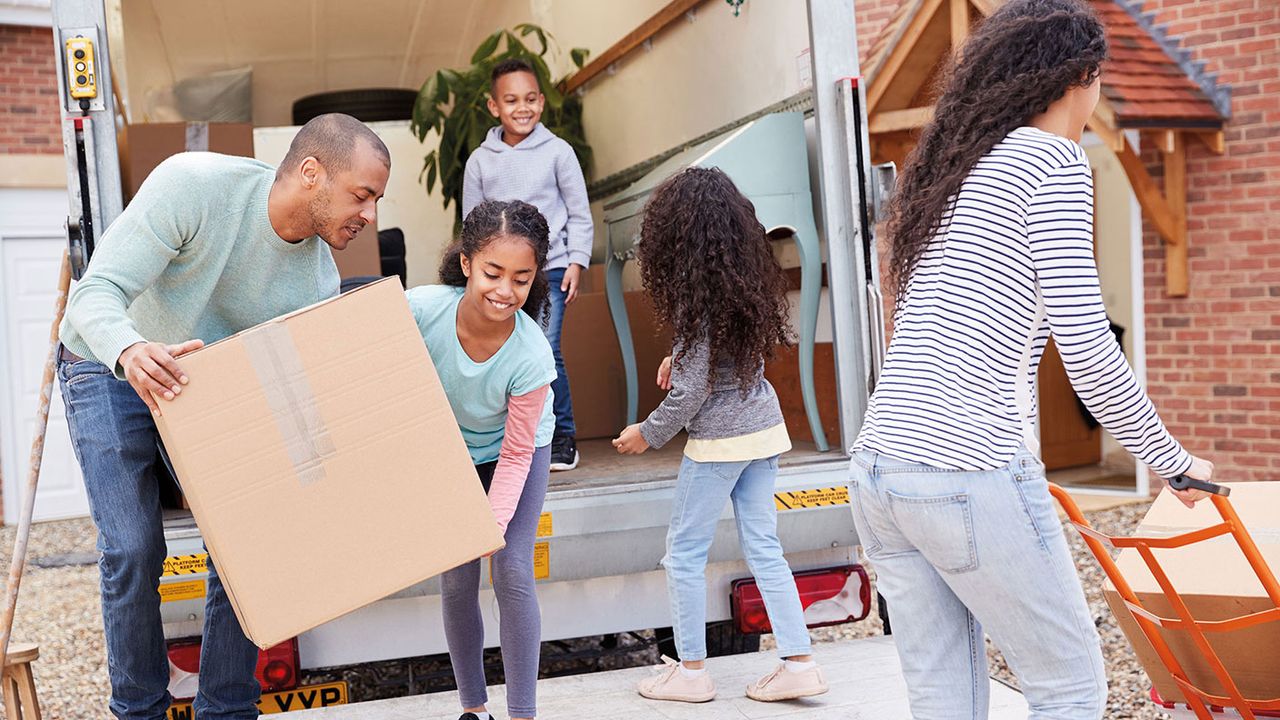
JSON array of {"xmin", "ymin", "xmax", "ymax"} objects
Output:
[{"xmin": 278, "ymin": 113, "xmax": 390, "ymax": 177}]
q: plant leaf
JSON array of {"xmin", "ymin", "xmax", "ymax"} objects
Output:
[
  {"xmin": 471, "ymin": 30, "xmax": 502, "ymax": 64},
  {"xmin": 515, "ymin": 22, "xmax": 548, "ymax": 55},
  {"xmin": 570, "ymin": 47, "xmax": 589, "ymax": 69}
]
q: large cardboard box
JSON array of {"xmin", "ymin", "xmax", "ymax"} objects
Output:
[
  {"xmin": 1104, "ymin": 482, "xmax": 1280, "ymax": 704},
  {"xmin": 120, "ymin": 122, "xmax": 255, "ymax": 200},
  {"xmin": 153, "ymin": 278, "xmax": 502, "ymax": 648}
]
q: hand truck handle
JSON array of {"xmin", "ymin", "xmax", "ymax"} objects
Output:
[{"xmin": 1169, "ymin": 474, "xmax": 1231, "ymax": 497}]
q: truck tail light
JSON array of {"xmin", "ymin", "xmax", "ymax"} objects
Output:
[
  {"xmin": 730, "ymin": 564, "xmax": 870, "ymax": 635},
  {"xmin": 167, "ymin": 638, "xmax": 300, "ymax": 700}
]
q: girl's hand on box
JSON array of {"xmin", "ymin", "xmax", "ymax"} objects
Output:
[{"xmin": 612, "ymin": 424, "xmax": 650, "ymax": 455}]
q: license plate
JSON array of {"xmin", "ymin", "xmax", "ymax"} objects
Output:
[{"xmin": 167, "ymin": 681, "xmax": 348, "ymax": 718}]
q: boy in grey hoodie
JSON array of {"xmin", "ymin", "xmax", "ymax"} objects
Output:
[{"xmin": 462, "ymin": 58, "xmax": 592, "ymax": 472}]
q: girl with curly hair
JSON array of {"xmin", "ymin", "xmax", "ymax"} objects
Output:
[
  {"xmin": 407, "ymin": 200, "xmax": 556, "ymax": 720},
  {"xmin": 851, "ymin": 0, "xmax": 1214, "ymax": 717},
  {"xmin": 612, "ymin": 166, "xmax": 828, "ymax": 704}
]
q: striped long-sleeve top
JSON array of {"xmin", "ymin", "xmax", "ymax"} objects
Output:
[{"xmin": 854, "ymin": 126, "xmax": 1192, "ymax": 478}]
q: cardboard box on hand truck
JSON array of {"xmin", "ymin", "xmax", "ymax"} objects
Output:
[
  {"xmin": 152, "ymin": 277, "xmax": 502, "ymax": 648},
  {"xmin": 1103, "ymin": 482, "xmax": 1280, "ymax": 705}
]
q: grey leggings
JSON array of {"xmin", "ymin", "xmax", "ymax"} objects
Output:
[{"xmin": 441, "ymin": 444, "xmax": 550, "ymax": 718}]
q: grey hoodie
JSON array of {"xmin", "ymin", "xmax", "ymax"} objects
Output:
[{"xmin": 462, "ymin": 123, "xmax": 593, "ymax": 271}]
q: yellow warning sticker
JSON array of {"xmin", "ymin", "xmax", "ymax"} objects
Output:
[
  {"xmin": 488, "ymin": 542, "xmax": 551, "ymax": 583},
  {"xmin": 536, "ymin": 512, "xmax": 553, "ymax": 538},
  {"xmin": 159, "ymin": 579, "xmax": 205, "ymax": 603},
  {"xmin": 533, "ymin": 542, "xmax": 550, "ymax": 580},
  {"xmin": 774, "ymin": 486, "xmax": 850, "ymax": 510},
  {"xmin": 163, "ymin": 553, "xmax": 208, "ymax": 576}
]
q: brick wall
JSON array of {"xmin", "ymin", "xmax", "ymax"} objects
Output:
[
  {"xmin": 1136, "ymin": 0, "xmax": 1280, "ymax": 481},
  {"xmin": 857, "ymin": 0, "xmax": 903, "ymax": 63},
  {"xmin": 0, "ymin": 24, "xmax": 62, "ymax": 154}
]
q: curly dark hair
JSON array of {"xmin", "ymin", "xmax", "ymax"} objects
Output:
[
  {"xmin": 886, "ymin": 0, "xmax": 1108, "ymax": 303},
  {"xmin": 439, "ymin": 200, "xmax": 551, "ymax": 320},
  {"xmin": 637, "ymin": 166, "xmax": 793, "ymax": 393}
]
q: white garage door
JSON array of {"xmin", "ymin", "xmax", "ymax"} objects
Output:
[{"xmin": 0, "ymin": 187, "xmax": 89, "ymax": 524}]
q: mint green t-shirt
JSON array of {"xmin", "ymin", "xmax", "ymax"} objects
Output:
[
  {"xmin": 59, "ymin": 152, "xmax": 339, "ymax": 375},
  {"xmin": 406, "ymin": 285, "xmax": 556, "ymax": 464}
]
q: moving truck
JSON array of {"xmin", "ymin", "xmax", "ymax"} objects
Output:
[{"xmin": 48, "ymin": 0, "xmax": 887, "ymax": 711}]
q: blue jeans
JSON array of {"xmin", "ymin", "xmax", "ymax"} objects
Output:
[
  {"xmin": 664, "ymin": 455, "xmax": 811, "ymax": 661},
  {"xmin": 58, "ymin": 358, "xmax": 260, "ymax": 720},
  {"xmin": 849, "ymin": 448, "xmax": 1107, "ymax": 720},
  {"xmin": 542, "ymin": 267, "xmax": 575, "ymax": 439}
]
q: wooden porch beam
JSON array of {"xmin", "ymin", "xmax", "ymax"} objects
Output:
[
  {"xmin": 950, "ymin": 0, "xmax": 971, "ymax": 45},
  {"xmin": 868, "ymin": 0, "xmax": 947, "ymax": 113},
  {"xmin": 1195, "ymin": 130, "xmax": 1226, "ymax": 155},
  {"xmin": 1164, "ymin": 134, "xmax": 1189, "ymax": 297},
  {"xmin": 1088, "ymin": 118, "xmax": 1182, "ymax": 253},
  {"xmin": 869, "ymin": 106, "xmax": 934, "ymax": 134}
]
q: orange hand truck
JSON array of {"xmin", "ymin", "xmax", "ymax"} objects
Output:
[{"xmin": 1050, "ymin": 476, "xmax": 1280, "ymax": 720}]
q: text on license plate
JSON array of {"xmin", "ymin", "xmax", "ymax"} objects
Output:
[{"xmin": 167, "ymin": 681, "xmax": 347, "ymax": 718}]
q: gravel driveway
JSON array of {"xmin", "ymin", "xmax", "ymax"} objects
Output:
[{"xmin": 3, "ymin": 502, "xmax": 1175, "ymax": 719}]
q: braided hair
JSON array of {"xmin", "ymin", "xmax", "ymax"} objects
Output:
[{"xmin": 439, "ymin": 200, "xmax": 551, "ymax": 320}]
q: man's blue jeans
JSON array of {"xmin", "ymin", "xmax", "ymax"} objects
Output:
[
  {"xmin": 542, "ymin": 267, "xmax": 576, "ymax": 439},
  {"xmin": 58, "ymin": 357, "xmax": 260, "ymax": 720},
  {"xmin": 849, "ymin": 447, "xmax": 1108, "ymax": 719}
]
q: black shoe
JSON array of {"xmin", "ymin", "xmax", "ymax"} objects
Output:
[
  {"xmin": 459, "ymin": 713, "xmax": 485, "ymax": 720},
  {"xmin": 549, "ymin": 436, "xmax": 579, "ymax": 471}
]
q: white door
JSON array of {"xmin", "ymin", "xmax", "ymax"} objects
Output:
[{"xmin": 0, "ymin": 187, "xmax": 89, "ymax": 523}]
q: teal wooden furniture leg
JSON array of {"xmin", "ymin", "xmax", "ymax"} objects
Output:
[
  {"xmin": 605, "ymin": 251, "xmax": 639, "ymax": 426},
  {"xmin": 793, "ymin": 232, "xmax": 829, "ymax": 451}
]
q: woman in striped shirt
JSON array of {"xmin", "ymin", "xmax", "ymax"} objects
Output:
[{"xmin": 850, "ymin": 1, "xmax": 1214, "ymax": 717}]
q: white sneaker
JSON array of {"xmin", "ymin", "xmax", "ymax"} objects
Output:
[
  {"xmin": 746, "ymin": 662, "xmax": 829, "ymax": 701},
  {"xmin": 637, "ymin": 656, "xmax": 716, "ymax": 703}
]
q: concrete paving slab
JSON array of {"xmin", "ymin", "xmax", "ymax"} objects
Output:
[{"xmin": 277, "ymin": 636, "xmax": 1028, "ymax": 719}]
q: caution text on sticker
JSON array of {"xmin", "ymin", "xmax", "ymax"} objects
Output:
[
  {"xmin": 163, "ymin": 553, "xmax": 208, "ymax": 576},
  {"xmin": 533, "ymin": 542, "xmax": 549, "ymax": 580},
  {"xmin": 536, "ymin": 512, "xmax": 553, "ymax": 538},
  {"xmin": 774, "ymin": 486, "xmax": 850, "ymax": 510},
  {"xmin": 159, "ymin": 579, "xmax": 205, "ymax": 603}
]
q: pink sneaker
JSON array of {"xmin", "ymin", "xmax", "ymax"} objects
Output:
[
  {"xmin": 746, "ymin": 662, "xmax": 829, "ymax": 701},
  {"xmin": 637, "ymin": 656, "xmax": 717, "ymax": 703}
]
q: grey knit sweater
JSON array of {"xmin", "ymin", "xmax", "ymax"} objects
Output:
[
  {"xmin": 461, "ymin": 123, "xmax": 593, "ymax": 271},
  {"xmin": 638, "ymin": 339, "xmax": 785, "ymax": 449}
]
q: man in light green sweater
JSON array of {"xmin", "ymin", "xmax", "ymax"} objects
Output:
[{"xmin": 57, "ymin": 113, "xmax": 389, "ymax": 720}]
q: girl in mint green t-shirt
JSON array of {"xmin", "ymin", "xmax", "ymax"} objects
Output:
[{"xmin": 406, "ymin": 200, "xmax": 556, "ymax": 720}]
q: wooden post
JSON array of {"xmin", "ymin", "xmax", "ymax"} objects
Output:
[
  {"xmin": 0, "ymin": 251, "xmax": 71, "ymax": 676},
  {"xmin": 1165, "ymin": 133, "xmax": 1189, "ymax": 297},
  {"xmin": 951, "ymin": 0, "xmax": 970, "ymax": 45}
]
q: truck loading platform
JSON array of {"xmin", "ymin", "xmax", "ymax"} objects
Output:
[{"xmin": 278, "ymin": 636, "xmax": 1029, "ymax": 719}]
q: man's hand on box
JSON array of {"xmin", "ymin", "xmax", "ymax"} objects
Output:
[{"xmin": 120, "ymin": 339, "xmax": 204, "ymax": 415}]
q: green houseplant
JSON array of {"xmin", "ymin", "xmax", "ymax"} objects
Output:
[{"xmin": 412, "ymin": 24, "xmax": 592, "ymax": 229}]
